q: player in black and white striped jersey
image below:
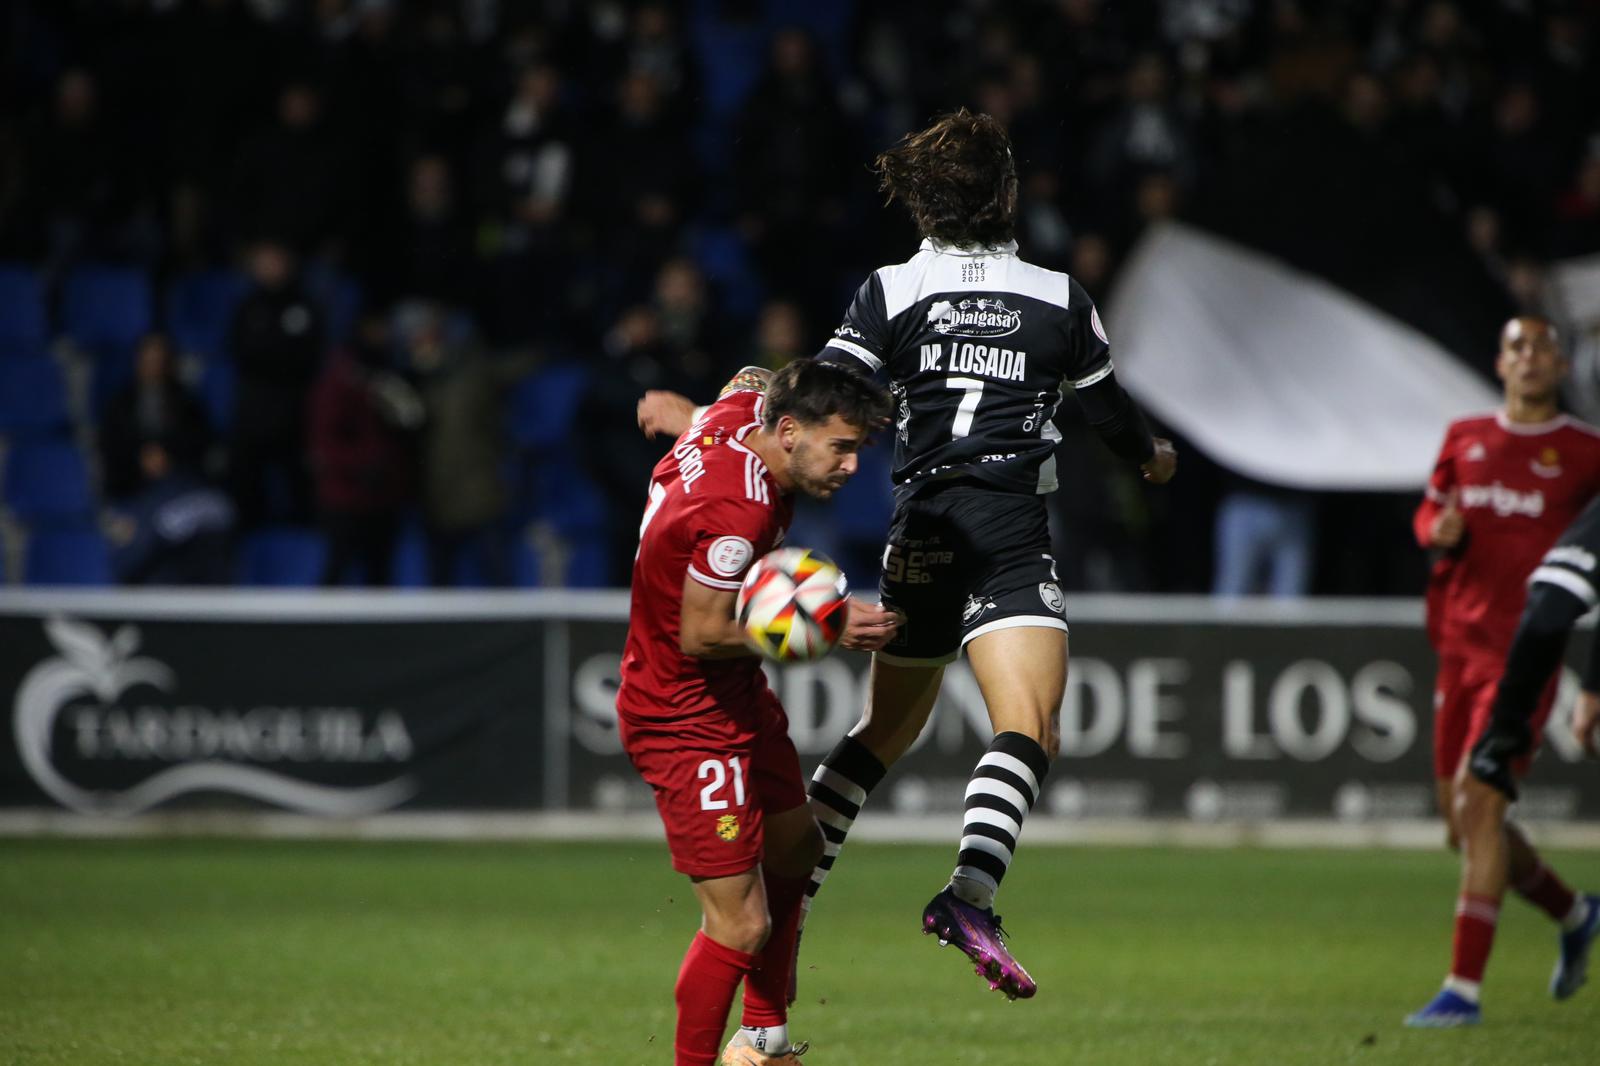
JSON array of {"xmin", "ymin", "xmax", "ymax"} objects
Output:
[{"xmin": 799, "ymin": 109, "xmax": 1177, "ymax": 1001}]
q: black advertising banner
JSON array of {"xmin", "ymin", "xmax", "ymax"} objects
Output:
[
  {"xmin": 559, "ymin": 607, "xmax": 1600, "ymax": 822},
  {"xmin": 0, "ymin": 599, "xmax": 546, "ymax": 814},
  {"xmin": 3, "ymin": 592, "xmax": 1596, "ymax": 820}
]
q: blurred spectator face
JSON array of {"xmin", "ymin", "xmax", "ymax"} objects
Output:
[
  {"xmin": 606, "ymin": 306, "xmax": 660, "ymax": 356},
  {"xmin": 1466, "ymin": 205, "xmax": 1500, "ymax": 256},
  {"xmin": 56, "ymin": 69, "xmax": 96, "ymax": 124},
  {"xmin": 279, "ymin": 83, "xmax": 321, "ymax": 130},
  {"xmin": 655, "ymin": 259, "xmax": 705, "ymax": 316},
  {"xmin": 249, "ymin": 242, "xmax": 295, "ymax": 290},
  {"xmin": 135, "ymin": 334, "xmax": 175, "ymax": 383},
  {"xmin": 1420, "ymin": 2, "xmax": 1462, "ymax": 50},
  {"xmin": 1127, "ymin": 53, "xmax": 1169, "ymax": 104},
  {"xmin": 1576, "ymin": 154, "xmax": 1600, "ymax": 203},
  {"xmin": 1495, "ymin": 317, "xmax": 1564, "ymax": 402},
  {"xmin": 1495, "ymin": 84, "xmax": 1539, "ymax": 135},
  {"xmin": 1010, "ymin": 54, "xmax": 1042, "ymax": 110},
  {"xmin": 1505, "ymin": 256, "xmax": 1546, "ymax": 312},
  {"xmin": 976, "ymin": 81, "xmax": 1016, "ymax": 126},
  {"xmin": 396, "ymin": 302, "xmax": 447, "ymax": 372},
  {"xmin": 1343, "ymin": 73, "xmax": 1388, "ymax": 132},
  {"xmin": 619, "ymin": 71, "xmax": 663, "ymax": 123},
  {"xmin": 408, "ymin": 155, "xmax": 453, "ymax": 219},
  {"xmin": 757, "ymin": 302, "xmax": 804, "ymax": 363},
  {"xmin": 1071, "ymin": 233, "xmax": 1112, "ymax": 291},
  {"xmin": 635, "ymin": 3, "xmax": 672, "ymax": 42},
  {"xmin": 1394, "ymin": 56, "xmax": 1442, "ymax": 108},
  {"xmin": 771, "ymin": 29, "xmax": 813, "ymax": 80},
  {"xmin": 517, "ymin": 65, "xmax": 562, "ymax": 112},
  {"xmin": 1059, "ymin": 0, "xmax": 1100, "ymax": 26},
  {"xmin": 140, "ymin": 442, "xmax": 172, "ymax": 483},
  {"xmin": 1136, "ymin": 172, "xmax": 1179, "ymax": 222}
]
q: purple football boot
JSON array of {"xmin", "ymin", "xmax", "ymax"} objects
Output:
[{"xmin": 921, "ymin": 886, "xmax": 1037, "ymax": 1000}]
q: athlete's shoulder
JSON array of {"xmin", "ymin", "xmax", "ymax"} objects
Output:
[
  {"xmin": 1555, "ymin": 414, "xmax": 1600, "ymax": 442},
  {"xmin": 1005, "ymin": 255, "xmax": 1082, "ymax": 312},
  {"xmin": 1445, "ymin": 411, "xmax": 1499, "ymax": 436}
]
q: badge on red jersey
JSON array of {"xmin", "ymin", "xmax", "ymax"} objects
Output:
[
  {"xmin": 1533, "ymin": 447, "xmax": 1562, "ymax": 478},
  {"xmin": 716, "ymin": 814, "xmax": 740, "ymax": 841}
]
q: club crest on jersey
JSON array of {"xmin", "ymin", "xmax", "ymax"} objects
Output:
[
  {"xmin": 716, "ymin": 814, "xmax": 740, "ymax": 841},
  {"xmin": 962, "ymin": 596, "xmax": 996, "ymax": 624},
  {"xmin": 1532, "ymin": 447, "xmax": 1563, "ymax": 478},
  {"xmin": 1465, "ymin": 442, "xmax": 1487, "ymax": 462},
  {"xmin": 1039, "ymin": 582, "xmax": 1065, "ymax": 614},
  {"xmin": 927, "ymin": 297, "xmax": 1022, "ymax": 338},
  {"xmin": 707, "ymin": 536, "xmax": 754, "ymax": 578}
]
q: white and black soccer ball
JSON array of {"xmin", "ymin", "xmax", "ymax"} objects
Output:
[{"xmin": 736, "ymin": 548, "xmax": 850, "ymax": 663}]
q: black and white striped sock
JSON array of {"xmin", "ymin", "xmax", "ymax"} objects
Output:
[
  {"xmin": 800, "ymin": 735, "xmax": 887, "ymax": 926},
  {"xmin": 949, "ymin": 731, "xmax": 1050, "ymax": 911}
]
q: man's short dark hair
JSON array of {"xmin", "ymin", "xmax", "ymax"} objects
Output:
[
  {"xmin": 874, "ymin": 108, "xmax": 1016, "ymax": 248},
  {"xmin": 763, "ymin": 359, "xmax": 891, "ymax": 432}
]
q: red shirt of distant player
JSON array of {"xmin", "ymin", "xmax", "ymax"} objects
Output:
[
  {"xmin": 1415, "ymin": 412, "xmax": 1600, "ymax": 660},
  {"xmin": 617, "ymin": 387, "xmax": 792, "ymax": 725}
]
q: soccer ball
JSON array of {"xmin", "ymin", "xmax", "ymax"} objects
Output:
[{"xmin": 737, "ymin": 548, "xmax": 850, "ymax": 662}]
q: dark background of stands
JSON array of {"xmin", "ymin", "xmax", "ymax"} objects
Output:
[{"xmin": 0, "ymin": 0, "xmax": 1597, "ymax": 594}]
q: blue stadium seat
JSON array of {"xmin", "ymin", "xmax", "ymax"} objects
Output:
[
  {"xmin": 236, "ymin": 527, "xmax": 327, "ymax": 587},
  {"xmin": 2, "ymin": 440, "xmax": 95, "ymax": 523},
  {"xmin": 193, "ymin": 356, "xmax": 235, "ymax": 434},
  {"xmin": 24, "ymin": 526, "xmax": 112, "ymax": 585},
  {"xmin": 0, "ymin": 355, "xmax": 71, "ymax": 438},
  {"xmin": 690, "ymin": 227, "xmax": 765, "ymax": 321},
  {"xmin": 167, "ymin": 270, "xmax": 249, "ymax": 361},
  {"xmin": 0, "ymin": 264, "xmax": 48, "ymax": 350},
  {"xmin": 301, "ymin": 262, "xmax": 362, "ymax": 344},
  {"xmin": 509, "ymin": 362, "xmax": 592, "ymax": 451},
  {"xmin": 61, "ymin": 265, "xmax": 154, "ymax": 353},
  {"xmin": 825, "ymin": 445, "xmax": 893, "ymax": 541},
  {"xmin": 689, "ymin": 1, "xmax": 767, "ymax": 121}
]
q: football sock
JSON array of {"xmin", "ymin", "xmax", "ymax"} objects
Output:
[
  {"xmin": 733, "ymin": 1024, "xmax": 791, "ymax": 1056},
  {"xmin": 1448, "ymin": 893, "xmax": 1501, "ymax": 991},
  {"xmin": 1513, "ymin": 860, "xmax": 1581, "ymax": 928},
  {"xmin": 800, "ymin": 735, "xmax": 887, "ymax": 926},
  {"xmin": 741, "ymin": 870, "xmax": 807, "ymax": 1032},
  {"xmin": 949, "ymin": 731, "xmax": 1050, "ymax": 911},
  {"xmin": 675, "ymin": 932, "xmax": 755, "ymax": 1066}
]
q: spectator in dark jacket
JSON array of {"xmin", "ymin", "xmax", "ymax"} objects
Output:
[
  {"xmin": 107, "ymin": 443, "xmax": 235, "ymax": 586},
  {"xmin": 100, "ymin": 332, "xmax": 213, "ymax": 501},
  {"xmin": 226, "ymin": 239, "xmax": 325, "ymax": 527},
  {"xmin": 309, "ymin": 314, "xmax": 420, "ymax": 586}
]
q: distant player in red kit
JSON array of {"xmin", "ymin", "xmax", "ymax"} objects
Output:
[
  {"xmin": 1406, "ymin": 316, "xmax": 1600, "ymax": 1026},
  {"xmin": 619, "ymin": 360, "xmax": 895, "ymax": 1065}
]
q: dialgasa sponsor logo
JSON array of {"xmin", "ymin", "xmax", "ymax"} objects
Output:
[
  {"xmin": 14, "ymin": 616, "xmax": 418, "ymax": 816},
  {"xmin": 927, "ymin": 297, "xmax": 1023, "ymax": 338}
]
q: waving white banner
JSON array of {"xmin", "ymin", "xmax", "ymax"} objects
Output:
[{"xmin": 1106, "ymin": 223, "xmax": 1500, "ymax": 491}]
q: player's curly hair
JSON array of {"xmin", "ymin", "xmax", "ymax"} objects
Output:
[
  {"xmin": 763, "ymin": 360, "xmax": 891, "ymax": 433},
  {"xmin": 874, "ymin": 108, "xmax": 1017, "ymax": 248}
]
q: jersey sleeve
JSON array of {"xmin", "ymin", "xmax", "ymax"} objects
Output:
[
  {"xmin": 1413, "ymin": 426, "xmax": 1457, "ymax": 549},
  {"xmin": 1062, "ymin": 277, "xmax": 1114, "ymax": 389},
  {"xmin": 684, "ymin": 495, "xmax": 779, "ymax": 592},
  {"xmin": 817, "ymin": 272, "xmax": 888, "ymax": 373}
]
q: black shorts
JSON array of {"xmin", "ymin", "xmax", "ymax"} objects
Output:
[{"xmin": 876, "ymin": 481, "xmax": 1068, "ymax": 666}]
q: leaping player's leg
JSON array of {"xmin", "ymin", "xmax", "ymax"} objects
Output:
[
  {"xmin": 801, "ymin": 657, "xmax": 945, "ymax": 926},
  {"xmin": 922, "ymin": 623, "xmax": 1065, "ymax": 1001}
]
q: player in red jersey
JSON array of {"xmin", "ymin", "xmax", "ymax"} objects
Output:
[
  {"xmin": 620, "ymin": 360, "xmax": 895, "ymax": 1066},
  {"xmin": 1406, "ymin": 316, "xmax": 1600, "ymax": 1025}
]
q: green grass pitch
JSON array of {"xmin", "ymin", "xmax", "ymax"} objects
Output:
[{"xmin": 1, "ymin": 837, "xmax": 1594, "ymax": 1064}]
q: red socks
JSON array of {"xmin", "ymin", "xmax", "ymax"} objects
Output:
[
  {"xmin": 675, "ymin": 932, "xmax": 756, "ymax": 1066},
  {"xmin": 1450, "ymin": 893, "xmax": 1501, "ymax": 987},
  {"xmin": 742, "ymin": 872, "xmax": 807, "ymax": 1027},
  {"xmin": 1514, "ymin": 862, "xmax": 1578, "ymax": 925}
]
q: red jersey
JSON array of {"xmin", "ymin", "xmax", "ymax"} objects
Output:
[
  {"xmin": 1415, "ymin": 411, "xmax": 1600, "ymax": 659},
  {"xmin": 617, "ymin": 388, "xmax": 793, "ymax": 724}
]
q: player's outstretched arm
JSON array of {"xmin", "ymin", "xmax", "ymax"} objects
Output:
[
  {"xmin": 840, "ymin": 599, "xmax": 902, "ymax": 652},
  {"xmin": 636, "ymin": 368, "xmax": 776, "ymax": 440},
  {"xmin": 679, "ymin": 576, "xmax": 757, "ymax": 659}
]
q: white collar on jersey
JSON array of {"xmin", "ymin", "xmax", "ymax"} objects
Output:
[
  {"xmin": 1495, "ymin": 410, "xmax": 1569, "ymax": 435},
  {"xmin": 920, "ymin": 237, "xmax": 1019, "ymax": 257}
]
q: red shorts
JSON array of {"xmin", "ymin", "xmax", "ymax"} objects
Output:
[
  {"xmin": 1432, "ymin": 652, "xmax": 1558, "ymax": 779},
  {"xmin": 619, "ymin": 689, "xmax": 807, "ymax": 879}
]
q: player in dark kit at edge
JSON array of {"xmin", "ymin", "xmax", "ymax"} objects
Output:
[
  {"xmin": 1421, "ymin": 490, "xmax": 1600, "ymax": 1025},
  {"xmin": 639, "ymin": 110, "xmax": 1174, "ymax": 1000}
]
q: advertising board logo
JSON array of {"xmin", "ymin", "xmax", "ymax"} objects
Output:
[
  {"xmin": 14, "ymin": 616, "xmax": 418, "ymax": 816},
  {"xmin": 927, "ymin": 298, "xmax": 1022, "ymax": 338}
]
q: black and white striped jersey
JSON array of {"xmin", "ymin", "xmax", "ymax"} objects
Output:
[{"xmin": 818, "ymin": 238, "xmax": 1124, "ymax": 497}]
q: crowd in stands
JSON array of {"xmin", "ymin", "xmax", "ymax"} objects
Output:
[{"xmin": 0, "ymin": 0, "xmax": 1596, "ymax": 593}]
